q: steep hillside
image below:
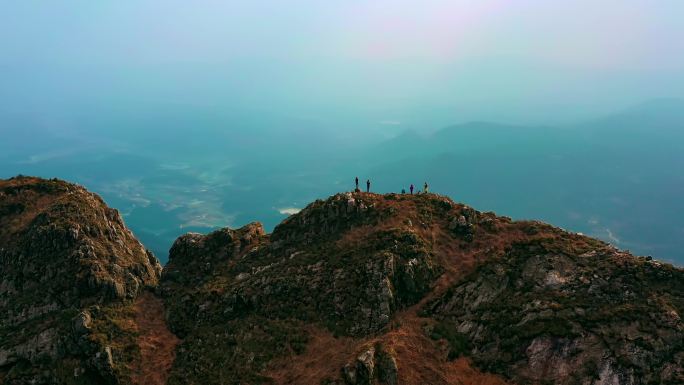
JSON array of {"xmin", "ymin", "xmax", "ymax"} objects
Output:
[
  {"xmin": 161, "ymin": 191, "xmax": 684, "ymax": 384},
  {"xmin": 2, "ymin": 177, "xmax": 682, "ymax": 385},
  {"xmin": 0, "ymin": 176, "xmax": 163, "ymax": 384},
  {"xmin": 424, "ymin": 235, "xmax": 684, "ymax": 384}
]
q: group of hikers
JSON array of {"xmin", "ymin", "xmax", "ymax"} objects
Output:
[{"xmin": 355, "ymin": 176, "xmax": 428, "ymax": 195}]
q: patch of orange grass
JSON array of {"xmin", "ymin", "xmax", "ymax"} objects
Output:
[
  {"xmin": 266, "ymin": 326, "xmax": 360, "ymax": 384},
  {"xmin": 444, "ymin": 357, "xmax": 512, "ymax": 385},
  {"xmin": 0, "ymin": 186, "xmax": 58, "ymax": 246},
  {"xmin": 384, "ymin": 307, "xmax": 511, "ymax": 385},
  {"xmin": 266, "ymin": 307, "xmax": 512, "ymax": 385},
  {"xmin": 131, "ymin": 292, "xmax": 180, "ymax": 385}
]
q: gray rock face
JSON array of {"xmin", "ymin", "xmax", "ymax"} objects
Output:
[
  {"xmin": 93, "ymin": 346, "xmax": 115, "ymax": 376},
  {"xmin": 71, "ymin": 310, "xmax": 92, "ymax": 335},
  {"xmin": 449, "ymin": 212, "xmax": 475, "ymax": 241},
  {"xmin": 271, "ymin": 192, "xmax": 373, "ymax": 244},
  {"xmin": 376, "ymin": 347, "xmax": 399, "ymax": 385},
  {"xmin": 342, "ymin": 344, "xmax": 398, "ymax": 385},
  {"xmin": 425, "ymin": 237, "xmax": 684, "ymax": 385}
]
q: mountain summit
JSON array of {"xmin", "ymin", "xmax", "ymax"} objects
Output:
[{"xmin": 1, "ymin": 177, "xmax": 682, "ymax": 385}]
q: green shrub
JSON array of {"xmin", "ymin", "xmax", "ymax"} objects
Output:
[{"xmin": 429, "ymin": 320, "xmax": 470, "ymax": 360}]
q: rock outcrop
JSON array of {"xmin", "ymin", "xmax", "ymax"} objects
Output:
[
  {"xmin": 158, "ymin": 193, "xmax": 443, "ymax": 384},
  {"xmin": 341, "ymin": 344, "xmax": 398, "ymax": 385},
  {"xmin": 0, "ymin": 176, "xmax": 162, "ymax": 384},
  {"xmin": 424, "ymin": 235, "xmax": 684, "ymax": 384}
]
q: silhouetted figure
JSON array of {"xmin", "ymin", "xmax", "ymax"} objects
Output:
[
  {"xmin": 410, "ymin": 184, "xmax": 414, "ymax": 194},
  {"xmin": 424, "ymin": 182, "xmax": 429, "ymax": 193},
  {"xmin": 366, "ymin": 179, "xmax": 371, "ymax": 193},
  {"xmin": 355, "ymin": 176, "xmax": 359, "ymax": 190},
  {"xmin": 401, "ymin": 188, "xmax": 406, "ymax": 194}
]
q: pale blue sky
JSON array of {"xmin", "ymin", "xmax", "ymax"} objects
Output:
[{"xmin": 1, "ymin": 1, "xmax": 683, "ymax": 127}]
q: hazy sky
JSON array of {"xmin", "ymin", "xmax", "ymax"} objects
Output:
[{"xmin": 2, "ymin": 1, "xmax": 683, "ymax": 128}]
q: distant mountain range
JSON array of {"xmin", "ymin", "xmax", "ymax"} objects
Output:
[
  {"xmin": 356, "ymin": 99, "xmax": 684, "ymax": 265},
  {"xmin": 1, "ymin": 99, "xmax": 682, "ymax": 264}
]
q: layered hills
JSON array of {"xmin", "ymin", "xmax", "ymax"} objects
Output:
[{"xmin": 1, "ymin": 176, "xmax": 682, "ymax": 385}]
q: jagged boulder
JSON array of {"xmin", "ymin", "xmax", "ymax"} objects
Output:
[
  {"xmin": 342, "ymin": 344, "xmax": 398, "ymax": 385},
  {"xmin": 272, "ymin": 192, "xmax": 375, "ymax": 244}
]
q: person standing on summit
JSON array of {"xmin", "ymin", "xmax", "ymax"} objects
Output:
[
  {"xmin": 424, "ymin": 182, "xmax": 429, "ymax": 193},
  {"xmin": 355, "ymin": 177, "xmax": 359, "ymax": 190},
  {"xmin": 410, "ymin": 184, "xmax": 414, "ymax": 194},
  {"xmin": 366, "ymin": 179, "xmax": 371, "ymax": 193}
]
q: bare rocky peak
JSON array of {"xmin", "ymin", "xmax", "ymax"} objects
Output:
[
  {"xmin": 161, "ymin": 191, "xmax": 683, "ymax": 385},
  {"xmin": 0, "ymin": 176, "xmax": 162, "ymax": 384}
]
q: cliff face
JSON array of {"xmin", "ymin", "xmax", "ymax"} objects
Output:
[
  {"xmin": 424, "ymin": 235, "xmax": 684, "ymax": 384},
  {"xmin": 1, "ymin": 177, "xmax": 682, "ymax": 385},
  {"xmin": 0, "ymin": 176, "xmax": 162, "ymax": 384}
]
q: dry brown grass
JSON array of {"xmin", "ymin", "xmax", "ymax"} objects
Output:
[
  {"xmin": 0, "ymin": 177, "xmax": 60, "ymax": 245},
  {"xmin": 267, "ymin": 326, "xmax": 359, "ymax": 384},
  {"xmin": 131, "ymin": 292, "xmax": 180, "ymax": 385},
  {"xmin": 266, "ymin": 306, "xmax": 512, "ymax": 385},
  {"xmin": 385, "ymin": 309, "xmax": 510, "ymax": 385}
]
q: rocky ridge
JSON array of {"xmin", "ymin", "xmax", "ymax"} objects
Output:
[
  {"xmin": 1, "ymin": 177, "xmax": 682, "ymax": 385},
  {"xmin": 159, "ymin": 190, "xmax": 683, "ymax": 385},
  {"xmin": 0, "ymin": 176, "xmax": 161, "ymax": 384}
]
